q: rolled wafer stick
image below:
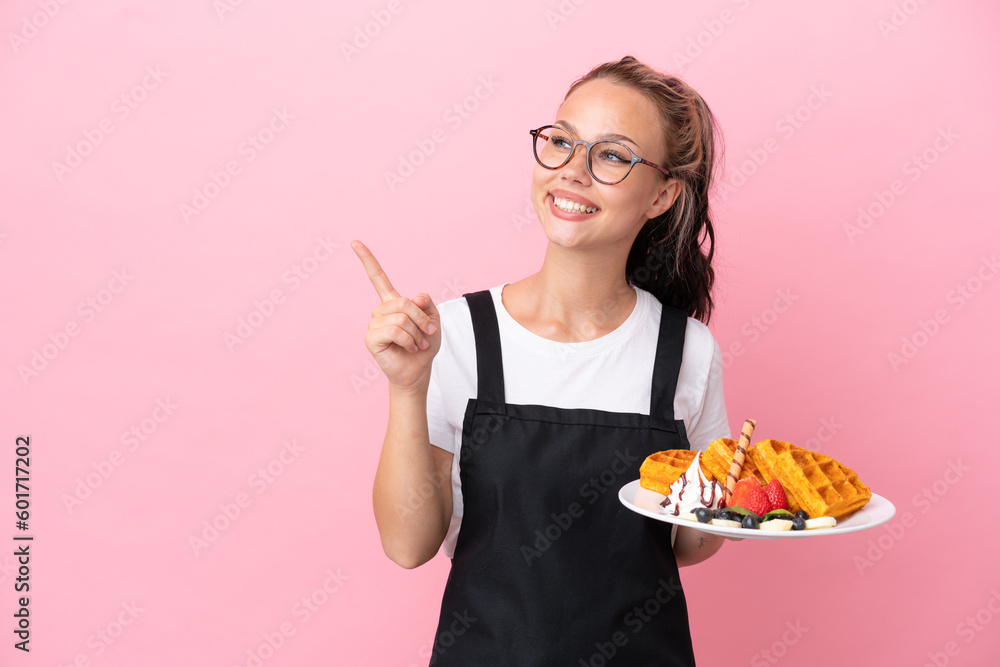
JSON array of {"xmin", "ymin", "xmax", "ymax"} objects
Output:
[{"xmin": 722, "ymin": 418, "xmax": 757, "ymax": 505}]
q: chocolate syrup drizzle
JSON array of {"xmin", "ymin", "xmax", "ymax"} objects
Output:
[{"xmin": 659, "ymin": 466, "xmax": 722, "ymax": 515}]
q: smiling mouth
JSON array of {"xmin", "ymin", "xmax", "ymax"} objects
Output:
[{"xmin": 552, "ymin": 196, "xmax": 599, "ymax": 214}]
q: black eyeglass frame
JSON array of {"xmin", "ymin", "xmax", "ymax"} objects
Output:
[{"xmin": 529, "ymin": 125, "xmax": 672, "ymax": 184}]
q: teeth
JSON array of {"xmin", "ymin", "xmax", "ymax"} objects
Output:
[{"xmin": 553, "ymin": 196, "xmax": 597, "ymax": 214}]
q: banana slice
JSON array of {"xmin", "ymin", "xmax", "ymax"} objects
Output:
[
  {"xmin": 678, "ymin": 512, "xmax": 697, "ymax": 522},
  {"xmin": 709, "ymin": 519, "xmax": 742, "ymax": 528},
  {"xmin": 760, "ymin": 519, "xmax": 793, "ymax": 531},
  {"xmin": 804, "ymin": 516, "xmax": 837, "ymax": 529}
]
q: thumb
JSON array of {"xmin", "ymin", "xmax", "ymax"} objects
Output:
[{"xmin": 412, "ymin": 292, "xmax": 440, "ymax": 320}]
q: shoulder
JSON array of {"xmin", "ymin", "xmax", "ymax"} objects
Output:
[
  {"xmin": 682, "ymin": 315, "xmax": 719, "ymax": 366},
  {"xmin": 634, "ymin": 288, "xmax": 720, "ymax": 365},
  {"xmin": 433, "ymin": 286, "xmax": 503, "ymax": 368},
  {"xmin": 436, "ymin": 285, "xmax": 507, "ymax": 326},
  {"xmin": 435, "ymin": 287, "xmax": 493, "ymax": 336},
  {"xmin": 436, "ymin": 289, "xmax": 473, "ymax": 322}
]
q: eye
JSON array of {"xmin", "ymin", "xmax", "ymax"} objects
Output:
[{"xmin": 597, "ymin": 146, "xmax": 629, "ymax": 163}]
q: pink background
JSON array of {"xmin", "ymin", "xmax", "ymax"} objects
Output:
[{"xmin": 3, "ymin": 1, "xmax": 999, "ymax": 665}]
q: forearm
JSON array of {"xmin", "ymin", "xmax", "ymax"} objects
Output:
[
  {"xmin": 673, "ymin": 525, "xmax": 726, "ymax": 567},
  {"xmin": 372, "ymin": 383, "xmax": 449, "ymax": 569}
]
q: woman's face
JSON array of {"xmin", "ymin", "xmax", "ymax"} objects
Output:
[{"xmin": 530, "ymin": 78, "xmax": 679, "ymax": 255}]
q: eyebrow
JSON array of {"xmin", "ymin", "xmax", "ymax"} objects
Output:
[{"xmin": 555, "ymin": 120, "xmax": 639, "ymax": 147}]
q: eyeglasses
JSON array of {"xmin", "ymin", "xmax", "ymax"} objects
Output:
[{"xmin": 529, "ymin": 125, "xmax": 671, "ymax": 185}]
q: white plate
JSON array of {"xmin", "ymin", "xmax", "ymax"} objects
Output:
[{"xmin": 618, "ymin": 479, "xmax": 896, "ymax": 540}]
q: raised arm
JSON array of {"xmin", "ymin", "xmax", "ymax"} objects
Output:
[{"xmin": 352, "ymin": 240, "xmax": 452, "ymax": 569}]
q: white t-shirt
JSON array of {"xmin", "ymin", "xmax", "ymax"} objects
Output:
[{"xmin": 427, "ymin": 284, "xmax": 731, "ymax": 558}]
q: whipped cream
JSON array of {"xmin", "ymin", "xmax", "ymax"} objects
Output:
[{"xmin": 659, "ymin": 452, "xmax": 724, "ymax": 516}]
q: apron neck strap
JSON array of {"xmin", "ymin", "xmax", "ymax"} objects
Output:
[
  {"xmin": 464, "ymin": 290, "xmax": 506, "ymax": 404},
  {"xmin": 650, "ymin": 305, "xmax": 687, "ymax": 420},
  {"xmin": 464, "ymin": 289, "xmax": 688, "ymax": 420}
]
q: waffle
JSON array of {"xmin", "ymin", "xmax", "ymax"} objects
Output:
[
  {"xmin": 749, "ymin": 442, "xmax": 802, "ymax": 514},
  {"xmin": 752, "ymin": 439, "xmax": 871, "ymax": 519},
  {"xmin": 639, "ymin": 449, "xmax": 698, "ymax": 495},
  {"xmin": 702, "ymin": 438, "xmax": 766, "ymax": 487}
]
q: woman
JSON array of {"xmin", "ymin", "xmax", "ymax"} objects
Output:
[{"xmin": 353, "ymin": 55, "xmax": 729, "ymax": 665}]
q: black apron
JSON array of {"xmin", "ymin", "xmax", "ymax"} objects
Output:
[{"xmin": 430, "ymin": 289, "xmax": 696, "ymax": 666}]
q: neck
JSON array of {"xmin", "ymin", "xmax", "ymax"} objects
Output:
[{"xmin": 507, "ymin": 242, "xmax": 638, "ymax": 342}]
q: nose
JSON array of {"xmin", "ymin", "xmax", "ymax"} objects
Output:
[{"xmin": 560, "ymin": 142, "xmax": 591, "ymax": 183}]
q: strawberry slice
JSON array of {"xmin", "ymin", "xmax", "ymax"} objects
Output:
[
  {"xmin": 727, "ymin": 478, "xmax": 757, "ymax": 510},
  {"xmin": 765, "ymin": 479, "xmax": 789, "ymax": 511}
]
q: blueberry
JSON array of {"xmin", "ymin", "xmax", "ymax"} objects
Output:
[
  {"xmin": 791, "ymin": 516, "xmax": 806, "ymax": 531},
  {"xmin": 742, "ymin": 515, "xmax": 759, "ymax": 529},
  {"xmin": 694, "ymin": 507, "xmax": 712, "ymax": 523},
  {"xmin": 717, "ymin": 510, "xmax": 734, "ymax": 522},
  {"xmin": 795, "ymin": 510, "xmax": 809, "ymax": 521}
]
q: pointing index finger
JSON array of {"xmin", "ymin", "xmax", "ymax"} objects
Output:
[{"xmin": 351, "ymin": 240, "xmax": 400, "ymax": 303}]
